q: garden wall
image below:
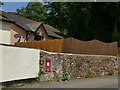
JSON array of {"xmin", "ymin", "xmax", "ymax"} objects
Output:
[
  {"xmin": 118, "ymin": 47, "xmax": 120, "ymax": 55},
  {"xmin": 0, "ymin": 44, "xmax": 40, "ymax": 82},
  {"xmin": 40, "ymin": 50, "xmax": 119, "ymax": 81}
]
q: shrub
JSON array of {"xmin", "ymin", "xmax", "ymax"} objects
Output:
[{"xmin": 62, "ymin": 72, "xmax": 70, "ymax": 81}]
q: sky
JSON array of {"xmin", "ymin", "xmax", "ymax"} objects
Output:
[
  {"xmin": 1, "ymin": 0, "xmax": 44, "ymax": 12},
  {"xmin": 1, "ymin": 0, "xmax": 119, "ymax": 12},
  {"xmin": 1, "ymin": 2, "xmax": 28, "ymax": 12}
]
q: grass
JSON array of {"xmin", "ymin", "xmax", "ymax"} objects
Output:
[{"xmin": 2, "ymin": 78, "xmax": 39, "ymax": 88}]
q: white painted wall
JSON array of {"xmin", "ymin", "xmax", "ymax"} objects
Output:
[
  {"xmin": 0, "ymin": 44, "xmax": 2, "ymax": 90},
  {"xmin": 0, "ymin": 45, "xmax": 40, "ymax": 82},
  {"xmin": 0, "ymin": 22, "xmax": 11, "ymax": 44}
]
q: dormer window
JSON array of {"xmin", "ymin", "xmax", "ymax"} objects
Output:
[{"xmin": 34, "ymin": 33, "xmax": 44, "ymax": 41}]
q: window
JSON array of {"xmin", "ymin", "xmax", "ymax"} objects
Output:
[{"xmin": 34, "ymin": 35, "xmax": 44, "ymax": 41}]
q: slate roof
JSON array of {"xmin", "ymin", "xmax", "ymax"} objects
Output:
[
  {"xmin": 0, "ymin": 10, "xmax": 64, "ymax": 38},
  {"xmin": 0, "ymin": 11, "xmax": 34, "ymax": 32},
  {"xmin": 44, "ymin": 24, "xmax": 64, "ymax": 39},
  {"xmin": 0, "ymin": 12, "xmax": 14, "ymax": 22},
  {"xmin": 28, "ymin": 22, "xmax": 43, "ymax": 32}
]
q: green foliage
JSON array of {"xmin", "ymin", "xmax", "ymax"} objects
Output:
[
  {"xmin": 16, "ymin": 7, "xmax": 27, "ymax": 17},
  {"xmin": 112, "ymin": 32, "xmax": 118, "ymax": 41},
  {"xmin": 16, "ymin": 2, "xmax": 46, "ymax": 22},
  {"xmin": 0, "ymin": 1, "xmax": 3, "ymax": 7},
  {"xmin": 83, "ymin": 74, "xmax": 90, "ymax": 78},
  {"xmin": 16, "ymin": 2, "xmax": 120, "ymax": 43},
  {"xmin": 36, "ymin": 72, "xmax": 41, "ymax": 83},
  {"xmin": 45, "ymin": 2, "xmax": 120, "ymax": 42},
  {"xmin": 62, "ymin": 72, "xmax": 70, "ymax": 81},
  {"xmin": 3, "ymin": 78, "xmax": 38, "ymax": 88}
]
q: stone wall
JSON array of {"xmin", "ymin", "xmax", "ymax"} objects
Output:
[
  {"xmin": 118, "ymin": 47, "xmax": 120, "ymax": 55},
  {"xmin": 39, "ymin": 50, "xmax": 119, "ymax": 81},
  {"xmin": 39, "ymin": 50, "xmax": 63, "ymax": 81}
]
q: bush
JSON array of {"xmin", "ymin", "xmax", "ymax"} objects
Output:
[{"xmin": 62, "ymin": 72, "xmax": 70, "ymax": 81}]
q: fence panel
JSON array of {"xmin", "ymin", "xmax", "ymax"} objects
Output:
[
  {"xmin": 62, "ymin": 38, "xmax": 117, "ymax": 55},
  {"xmin": 16, "ymin": 39, "xmax": 64, "ymax": 53},
  {"xmin": 62, "ymin": 38, "xmax": 73, "ymax": 53},
  {"xmin": 16, "ymin": 38, "xmax": 118, "ymax": 56}
]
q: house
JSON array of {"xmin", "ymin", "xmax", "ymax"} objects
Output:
[{"xmin": 0, "ymin": 11, "xmax": 64, "ymax": 45}]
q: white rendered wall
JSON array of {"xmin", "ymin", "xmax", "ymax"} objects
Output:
[
  {"xmin": 0, "ymin": 22, "xmax": 11, "ymax": 44},
  {"xmin": 0, "ymin": 45, "xmax": 40, "ymax": 82}
]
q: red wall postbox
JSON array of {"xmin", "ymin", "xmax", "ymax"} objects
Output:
[{"xmin": 45, "ymin": 57, "xmax": 51, "ymax": 72}]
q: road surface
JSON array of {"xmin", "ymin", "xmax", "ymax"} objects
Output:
[{"xmin": 21, "ymin": 76, "xmax": 118, "ymax": 88}]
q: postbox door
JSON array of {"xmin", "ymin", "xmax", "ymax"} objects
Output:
[{"xmin": 45, "ymin": 58, "xmax": 51, "ymax": 72}]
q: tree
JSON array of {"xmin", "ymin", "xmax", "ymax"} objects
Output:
[
  {"xmin": 45, "ymin": 2, "xmax": 120, "ymax": 42},
  {"xmin": 16, "ymin": 2, "xmax": 46, "ymax": 22},
  {"xmin": 45, "ymin": 3, "xmax": 88, "ymax": 38},
  {"xmin": 111, "ymin": 2, "xmax": 120, "ymax": 42},
  {"xmin": 0, "ymin": 2, "xmax": 3, "ymax": 7},
  {"xmin": 16, "ymin": 2, "xmax": 120, "ymax": 43},
  {"xmin": 16, "ymin": 7, "xmax": 27, "ymax": 17}
]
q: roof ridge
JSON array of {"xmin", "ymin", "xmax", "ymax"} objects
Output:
[
  {"xmin": 44, "ymin": 24, "xmax": 60, "ymax": 32},
  {"xmin": 29, "ymin": 21, "xmax": 43, "ymax": 24},
  {"xmin": 7, "ymin": 12, "xmax": 34, "ymax": 23}
]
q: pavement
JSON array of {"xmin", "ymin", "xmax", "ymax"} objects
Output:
[{"xmin": 20, "ymin": 76, "xmax": 119, "ymax": 88}]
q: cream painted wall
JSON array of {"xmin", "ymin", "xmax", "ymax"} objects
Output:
[
  {"xmin": 0, "ymin": 43, "xmax": 2, "ymax": 89},
  {"xmin": 0, "ymin": 45, "xmax": 40, "ymax": 82},
  {"xmin": 11, "ymin": 23, "xmax": 26, "ymax": 45},
  {"xmin": 0, "ymin": 21, "xmax": 27, "ymax": 45},
  {"xmin": 0, "ymin": 22, "xmax": 11, "ymax": 44}
]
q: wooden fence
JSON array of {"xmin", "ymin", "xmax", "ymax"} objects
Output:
[
  {"xmin": 62, "ymin": 38, "xmax": 118, "ymax": 55},
  {"xmin": 16, "ymin": 39, "xmax": 64, "ymax": 53},
  {"xmin": 16, "ymin": 38, "xmax": 118, "ymax": 56}
]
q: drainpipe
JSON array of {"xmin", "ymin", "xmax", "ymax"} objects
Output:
[{"xmin": 25, "ymin": 31, "xmax": 31, "ymax": 42}]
